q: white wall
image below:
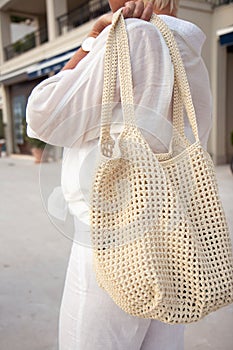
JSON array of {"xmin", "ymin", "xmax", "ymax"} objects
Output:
[
  {"xmin": 179, "ymin": 0, "xmax": 213, "ymax": 75},
  {"xmin": 210, "ymin": 3, "xmax": 233, "ymax": 164},
  {"xmin": 179, "ymin": 1, "xmax": 233, "ymax": 164},
  {"xmin": 11, "ymin": 22, "xmax": 36, "ymax": 43},
  {"xmin": 179, "ymin": 1, "xmax": 214, "ymax": 156}
]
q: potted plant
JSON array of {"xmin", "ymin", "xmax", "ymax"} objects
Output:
[
  {"xmin": 27, "ymin": 137, "xmax": 47, "ymax": 163},
  {"xmin": 22, "ymin": 118, "xmax": 47, "ymax": 163}
]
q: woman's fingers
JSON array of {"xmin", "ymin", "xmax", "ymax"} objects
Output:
[
  {"xmin": 132, "ymin": 0, "xmax": 145, "ymax": 18},
  {"xmin": 91, "ymin": 0, "xmax": 155, "ymax": 36},
  {"xmin": 141, "ymin": 1, "xmax": 155, "ymax": 21},
  {"xmin": 122, "ymin": 1, "xmax": 136, "ymax": 18},
  {"xmin": 122, "ymin": 0, "xmax": 154, "ymax": 21}
]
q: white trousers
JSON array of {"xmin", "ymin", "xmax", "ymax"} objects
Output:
[{"xmin": 59, "ymin": 241, "xmax": 185, "ymax": 350}]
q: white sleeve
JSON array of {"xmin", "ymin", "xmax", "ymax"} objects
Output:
[
  {"xmin": 26, "ymin": 40, "xmax": 106, "ymax": 147},
  {"xmin": 26, "ymin": 21, "xmax": 173, "ymax": 148},
  {"xmin": 26, "ymin": 20, "xmax": 173, "ymax": 147},
  {"xmin": 26, "ymin": 19, "xmax": 211, "ymax": 149}
]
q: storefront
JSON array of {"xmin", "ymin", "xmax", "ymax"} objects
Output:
[
  {"xmin": 0, "ymin": 47, "xmax": 78, "ymax": 154},
  {"xmin": 218, "ymin": 29, "xmax": 233, "ymax": 162},
  {"xmin": 226, "ymin": 45, "xmax": 233, "ymax": 162},
  {"xmin": 10, "ymin": 78, "xmax": 45, "ymax": 154},
  {"xmin": 216, "ymin": 26, "xmax": 233, "ymax": 163}
]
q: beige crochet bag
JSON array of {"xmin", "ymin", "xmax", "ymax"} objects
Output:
[{"xmin": 90, "ymin": 9, "xmax": 233, "ymax": 324}]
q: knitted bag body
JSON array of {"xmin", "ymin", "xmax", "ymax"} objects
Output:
[{"xmin": 90, "ymin": 10, "xmax": 233, "ymax": 324}]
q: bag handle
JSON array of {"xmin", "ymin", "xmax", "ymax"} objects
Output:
[
  {"xmin": 100, "ymin": 10, "xmax": 142, "ymax": 157},
  {"xmin": 149, "ymin": 14, "xmax": 199, "ymax": 142},
  {"xmin": 100, "ymin": 9, "xmax": 199, "ymax": 156},
  {"xmin": 99, "ymin": 15, "xmax": 118, "ymax": 157}
]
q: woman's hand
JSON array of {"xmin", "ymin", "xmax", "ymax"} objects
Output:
[
  {"xmin": 123, "ymin": 0, "xmax": 154, "ymax": 20},
  {"xmin": 89, "ymin": 0, "xmax": 154, "ymax": 38}
]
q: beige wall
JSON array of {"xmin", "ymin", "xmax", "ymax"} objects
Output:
[
  {"xmin": 0, "ymin": 11, "xmax": 11, "ymax": 64},
  {"xmin": 0, "ymin": 19, "xmax": 94, "ymax": 79},
  {"xmin": 0, "ymin": 0, "xmax": 13, "ymax": 9},
  {"xmin": 210, "ymin": 3, "xmax": 233, "ymax": 164},
  {"xmin": 179, "ymin": 1, "xmax": 213, "ymax": 75},
  {"xmin": 179, "ymin": 1, "xmax": 233, "ymax": 164},
  {"xmin": 46, "ymin": 0, "xmax": 68, "ymax": 40},
  {"xmin": 179, "ymin": 1, "xmax": 215, "ymax": 158}
]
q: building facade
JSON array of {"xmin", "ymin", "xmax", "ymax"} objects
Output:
[{"xmin": 0, "ymin": 0, "xmax": 232, "ymax": 164}]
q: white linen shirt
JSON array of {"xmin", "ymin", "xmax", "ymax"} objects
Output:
[{"xmin": 26, "ymin": 15, "xmax": 212, "ymax": 225}]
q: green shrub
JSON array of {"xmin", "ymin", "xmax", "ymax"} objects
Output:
[
  {"xmin": 27, "ymin": 137, "xmax": 46, "ymax": 149},
  {"xmin": 22, "ymin": 118, "xmax": 46, "ymax": 149}
]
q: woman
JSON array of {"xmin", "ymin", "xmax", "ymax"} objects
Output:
[{"xmin": 26, "ymin": 1, "xmax": 212, "ymax": 349}]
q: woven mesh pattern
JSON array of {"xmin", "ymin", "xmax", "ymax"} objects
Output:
[{"xmin": 90, "ymin": 10, "xmax": 233, "ymax": 323}]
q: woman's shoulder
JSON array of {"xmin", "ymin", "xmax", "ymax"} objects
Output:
[
  {"xmin": 125, "ymin": 18, "xmax": 163, "ymax": 36},
  {"xmin": 93, "ymin": 15, "xmax": 206, "ymax": 56},
  {"xmin": 159, "ymin": 15, "xmax": 206, "ymax": 54},
  {"xmin": 125, "ymin": 16, "xmax": 205, "ymax": 53},
  {"xmin": 92, "ymin": 18, "xmax": 167, "ymax": 56},
  {"xmin": 125, "ymin": 18, "xmax": 171, "ymax": 48}
]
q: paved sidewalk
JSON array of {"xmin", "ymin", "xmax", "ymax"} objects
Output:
[{"xmin": 0, "ymin": 156, "xmax": 232, "ymax": 350}]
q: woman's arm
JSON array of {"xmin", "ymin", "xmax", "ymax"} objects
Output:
[
  {"xmin": 61, "ymin": 1, "xmax": 154, "ymax": 70},
  {"xmin": 26, "ymin": 22, "xmax": 169, "ymax": 148},
  {"xmin": 26, "ymin": 1, "xmax": 154, "ymax": 145},
  {"xmin": 26, "ymin": 2, "xmax": 158, "ymax": 147}
]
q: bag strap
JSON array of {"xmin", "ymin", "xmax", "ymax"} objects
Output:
[
  {"xmin": 150, "ymin": 13, "xmax": 199, "ymax": 142},
  {"xmin": 99, "ymin": 16, "xmax": 118, "ymax": 157},
  {"xmin": 100, "ymin": 9, "xmax": 199, "ymax": 156}
]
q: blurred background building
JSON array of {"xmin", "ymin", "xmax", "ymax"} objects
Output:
[{"xmin": 0, "ymin": 0, "xmax": 232, "ymax": 164}]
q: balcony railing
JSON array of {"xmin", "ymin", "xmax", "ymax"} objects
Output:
[
  {"xmin": 4, "ymin": 26, "xmax": 48, "ymax": 61},
  {"xmin": 3, "ymin": 0, "xmax": 232, "ymax": 61},
  {"xmin": 57, "ymin": 0, "xmax": 110, "ymax": 35}
]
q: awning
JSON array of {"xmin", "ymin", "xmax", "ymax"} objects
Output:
[
  {"xmin": 27, "ymin": 47, "xmax": 79, "ymax": 79},
  {"xmin": 217, "ymin": 26, "xmax": 233, "ymax": 46},
  {"xmin": 0, "ymin": 47, "xmax": 79, "ymax": 84}
]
